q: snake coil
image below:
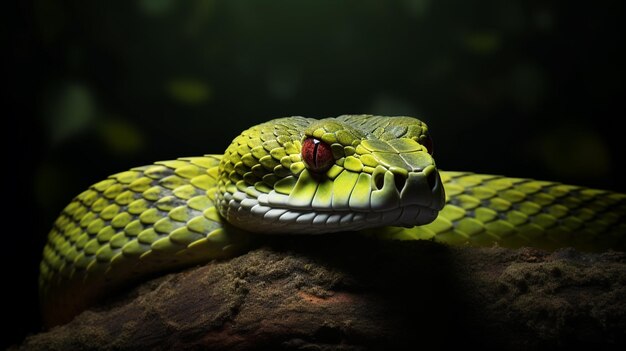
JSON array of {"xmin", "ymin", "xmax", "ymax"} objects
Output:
[{"xmin": 39, "ymin": 115, "xmax": 626, "ymax": 326}]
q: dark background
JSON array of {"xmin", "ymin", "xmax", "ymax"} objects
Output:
[{"xmin": 6, "ymin": 0, "xmax": 625, "ymax": 347}]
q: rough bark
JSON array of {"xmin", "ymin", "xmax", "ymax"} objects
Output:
[{"xmin": 17, "ymin": 235, "xmax": 626, "ymax": 350}]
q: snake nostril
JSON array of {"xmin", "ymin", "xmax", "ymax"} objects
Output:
[
  {"xmin": 427, "ymin": 171, "xmax": 438, "ymax": 192},
  {"xmin": 374, "ymin": 172, "xmax": 385, "ymax": 190},
  {"xmin": 394, "ymin": 173, "xmax": 406, "ymax": 194}
]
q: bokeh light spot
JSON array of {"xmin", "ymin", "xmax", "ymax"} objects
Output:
[
  {"xmin": 464, "ymin": 32, "xmax": 500, "ymax": 54},
  {"xmin": 45, "ymin": 83, "xmax": 96, "ymax": 144},
  {"xmin": 167, "ymin": 79, "xmax": 212, "ymax": 105},
  {"xmin": 535, "ymin": 126, "xmax": 611, "ymax": 178},
  {"xmin": 98, "ymin": 119, "xmax": 145, "ymax": 155},
  {"xmin": 138, "ymin": 0, "xmax": 174, "ymax": 16}
]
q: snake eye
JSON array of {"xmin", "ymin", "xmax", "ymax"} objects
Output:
[
  {"xmin": 302, "ymin": 138, "xmax": 334, "ymax": 173},
  {"xmin": 422, "ymin": 133, "xmax": 434, "ymax": 155}
]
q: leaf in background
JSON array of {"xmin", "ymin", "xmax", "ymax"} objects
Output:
[
  {"xmin": 167, "ymin": 79, "xmax": 212, "ymax": 105},
  {"xmin": 138, "ymin": 0, "xmax": 174, "ymax": 17},
  {"xmin": 44, "ymin": 83, "xmax": 96, "ymax": 144},
  {"xmin": 536, "ymin": 126, "xmax": 611, "ymax": 178},
  {"xmin": 98, "ymin": 118, "xmax": 145, "ymax": 155},
  {"xmin": 464, "ymin": 32, "xmax": 500, "ymax": 55}
]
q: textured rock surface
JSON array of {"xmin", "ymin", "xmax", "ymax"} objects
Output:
[{"xmin": 18, "ymin": 235, "xmax": 626, "ymax": 350}]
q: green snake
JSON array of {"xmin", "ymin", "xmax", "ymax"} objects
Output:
[{"xmin": 40, "ymin": 115, "xmax": 626, "ymax": 326}]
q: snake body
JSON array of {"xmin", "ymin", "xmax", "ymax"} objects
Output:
[{"xmin": 40, "ymin": 115, "xmax": 626, "ymax": 326}]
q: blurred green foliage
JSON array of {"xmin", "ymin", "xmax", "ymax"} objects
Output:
[
  {"xmin": 167, "ymin": 78, "xmax": 213, "ymax": 105},
  {"xmin": 44, "ymin": 83, "xmax": 95, "ymax": 143},
  {"xmin": 28, "ymin": 0, "xmax": 624, "ymax": 217},
  {"xmin": 98, "ymin": 118, "xmax": 145, "ymax": 154}
]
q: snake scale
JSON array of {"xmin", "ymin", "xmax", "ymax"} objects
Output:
[{"xmin": 40, "ymin": 115, "xmax": 626, "ymax": 326}]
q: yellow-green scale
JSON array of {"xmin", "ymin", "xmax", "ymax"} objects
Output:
[
  {"xmin": 39, "ymin": 155, "xmax": 252, "ymax": 327},
  {"xmin": 383, "ymin": 172, "xmax": 626, "ymax": 251}
]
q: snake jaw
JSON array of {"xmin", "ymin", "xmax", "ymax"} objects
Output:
[{"xmin": 218, "ymin": 165, "xmax": 442, "ymax": 234}]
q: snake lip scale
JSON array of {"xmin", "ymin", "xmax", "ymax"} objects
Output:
[{"xmin": 39, "ymin": 115, "xmax": 626, "ymax": 327}]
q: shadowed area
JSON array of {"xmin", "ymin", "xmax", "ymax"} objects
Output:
[{"xmin": 17, "ymin": 235, "xmax": 626, "ymax": 350}]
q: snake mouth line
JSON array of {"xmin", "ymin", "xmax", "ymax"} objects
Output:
[{"xmin": 226, "ymin": 200, "xmax": 439, "ymax": 234}]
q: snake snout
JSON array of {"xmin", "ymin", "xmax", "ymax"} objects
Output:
[{"xmin": 398, "ymin": 165, "xmax": 445, "ymax": 210}]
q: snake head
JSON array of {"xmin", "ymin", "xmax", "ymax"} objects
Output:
[{"xmin": 216, "ymin": 115, "xmax": 445, "ymax": 234}]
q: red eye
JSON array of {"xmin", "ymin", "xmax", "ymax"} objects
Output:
[
  {"xmin": 422, "ymin": 133, "xmax": 434, "ymax": 155},
  {"xmin": 302, "ymin": 138, "xmax": 334, "ymax": 173}
]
